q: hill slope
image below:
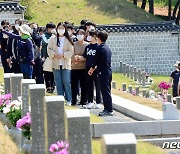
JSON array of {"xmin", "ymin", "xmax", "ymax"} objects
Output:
[{"xmin": 28, "ymin": 0, "xmax": 162, "ymax": 25}]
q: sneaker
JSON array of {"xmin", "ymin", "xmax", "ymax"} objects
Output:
[
  {"xmin": 86, "ymin": 102, "xmax": 95, "ymax": 109},
  {"xmin": 66, "ymin": 101, "xmax": 71, "ymax": 106},
  {"xmin": 95, "ymin": 104, "xmax": 102, "ymax": 109},
  {"xmin": 99, "ymin": 110, "xmax": 113, "ymax": 116}
]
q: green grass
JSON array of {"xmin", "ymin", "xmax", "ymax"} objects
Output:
[{"xmin": 28, "ymin": 0, "xmax": 161, "ymax": 25}]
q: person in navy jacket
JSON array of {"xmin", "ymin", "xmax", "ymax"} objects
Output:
[{"xmin": 88, "ymin": 30, "xmax": 113, "ymax": 116}]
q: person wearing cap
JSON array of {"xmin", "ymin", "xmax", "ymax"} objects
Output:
[
  {"xmin": 169, "ymin": 61, "xmax": 180, "ymax": 98},
  {"xmin": 88, "ymin": 31, "xmax": 113, "ymax": 116},
  {"xmin": 41, "ymin": 22, "xmax": 56, "ymax": 93},
  {"xmin": 2, "ymin": 24, "xmax": 35, "ymax": 79}
]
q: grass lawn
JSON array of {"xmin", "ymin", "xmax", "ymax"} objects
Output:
[{"xmin": 28, "ymin": 0, "xmax": 161, "ymax": 25}]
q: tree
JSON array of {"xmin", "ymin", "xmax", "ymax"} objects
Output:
[
  {"xmin": 133, "ymin": 0, "xmax": 137, "ymax": 5},
  {"xmin": 168, "ymin": 0, "xmax": 172, "ymax": 20},
  {"xmin": 148, "ymin": 0, "xmax": 154, "ymax": 14},
  {"xmin": 141, "ymin": 0, "xmax": 146, "ymax": 9},
  {"xmin": 173, "ymin": 0, "xmax": 180, "ymax": 19}
]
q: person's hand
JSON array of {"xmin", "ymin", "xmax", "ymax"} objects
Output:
[
  {"xmin": 54, "ymin": 53, "xmax": 59, "ymax": 58},
  {"xmin": 30, "ymin": 60, "xmax": 35, "ymax": 65},
  {"xmin": 57, "ymin": 54, "xmax": 64, "ymax": 59},
  {"xmin": 88, "ymin": 67, "xmax": 95, "ymax": 76}
]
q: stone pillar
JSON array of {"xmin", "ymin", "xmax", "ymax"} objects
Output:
[
  {"xmin": 167, "ymin": 94, "xmax": 172, "ymax": 103},
  {"xmin": 122, "ymin": 83, "xmax": 126, "ymax": 91},
  {"xmin": 123, "ymin": 63, "xmax": 126, "ymax": 76},
  {"xmin": 120, "ymin": 61, "xmax": 123, "ymax": 73},
  {"xmin": 134, "ymin": 67, "xmax": 137, "ymax": 81},
  {"xmin": 21, "ymin": 79, "xmax": 36, "ymax": 117},
  {"xmin": 101, "ymin": 133, "xmax": 137, "ymax": 154},
  {"xmin": 137, "ymin": 70, "xmax": 142, "ymax": 83},
  {"xmin": 176, "ymin": 97, "xmax": 180, "ymax": 110},
  {"xmin": 44, "ymin": 96, "xmax": 65, "ymax": 154},
  {"xmin": 135, "ymin": 86, "xmax": 139, "ymax": 96},
  {"xmin": 65, "ymin": 109, "xmax": 92, "ymax": 154},
  {"xmin": 29, "ymin": 84, "xmax": 46, "ymax": 154},
  {"xmin": 126, "ymin": 64, "xmax": 130, "ymax": 78},
  {"xmin": 4, "ymin": 73, "xmax": 13, "ymax": 94},
  {"xmin": 112, "ymin": 81, "xmax": 116, "ymax": 89},
  {"xmin": 130, "ymin": 65, "xmax": 133, "ymax": 79},
  {"xmin": 142, "ymin": 89, "xmax": 146, "ymax": 97},
  {"xmin": 128, "ymin": 85, "xmax": 132, "ymax": 94},
  {"xmin": 10, "ymin": 74, "xmax": 23, "ymax": 100},
  {"xmin": 142, "ymin": 72, "xmax": 146, "ymax": 87}
]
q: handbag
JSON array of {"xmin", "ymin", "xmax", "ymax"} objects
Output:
[{"xmin": 43, "ymin": 57, "xmax": 53, "ymax": 72}]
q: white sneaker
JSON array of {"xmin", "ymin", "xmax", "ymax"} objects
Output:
[
  {"xmin": 86, "ymin": 102, "xmax": 95, "ymax": 109},
  {"xmin": 66, "ymin": 101, "xmax": 71, "ymax": 106},
  {"xmin": 95, "ymin": 104, "xmax": 102, "ymax": 109}
]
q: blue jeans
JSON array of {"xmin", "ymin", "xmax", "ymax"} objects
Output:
[
  {"xmin": 20, "ymin": 63, "xmax": 33, "ymax": 79},
  {"xmin": 53, "ymin": 69, "xmax": 72, "ymax": 102}
]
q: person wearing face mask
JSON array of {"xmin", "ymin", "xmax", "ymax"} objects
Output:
[
  {"xmin": 41, "ymin": 22, "xmax": 56, "ymax": 93},
  {"xmin": 2, "ymin": 24, "xmax": 35, "ymax": 79},
  {"xmin": 67, "ymin": 24, "xmax": 77, "ymax": 42},
  {"xmin": 77, "ymin": 29, "xmax": 102, "ymax": 109},
  {"xmin": 169, "ymin": 61, "xmax": 180, "ymax": 99},
  {"xmin": 47, "ymin": 22, "xmax": 74, "ymax": 106},
  {"xmin": 71, "ymin": 29, "xmax": 89, "ymax": 106}
]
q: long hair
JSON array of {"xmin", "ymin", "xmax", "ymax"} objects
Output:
[{"xmin": 56, "ymin": 22, "xmax": 74, "ymax": 47}]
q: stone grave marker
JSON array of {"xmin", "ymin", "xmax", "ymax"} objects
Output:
[
  {"xmin": 135, "ymin": 86, "xmax": 139, "ymax": 96},
  {"xmin": 4, "ymin": 73, "xmax": 14, "ymax": 94},
  {"xmin": 44, "ymin": 96, "xmax": 65, "ymax": 154},
  {"xmin": 142, "ymin": 89, "xmax": 146, "ymax": 97},
  {"xmin": 128, "ymin": 85, "xmax": 132, "ymax": 94},
  {"xmin": 10, "ymin": 74, "xmax": 23, "ymax": 100},
  {"xmin": 29, "ymin": 84, "xmax": 46, "ymax": 154},
  {"xmin": 130, "ymin": 65, "xmax": 133, "ymax": 79},
  {"xmin": 122, "ymin": 83, "xmax": 126, "ymax": 91},
  {"xmin": 167, "ymin": 94, "xmax": 172, "ymax": 103},
  {"xmin": 137, "ymin": 70, "xmax": 142, "ymax": 83},
  {"xmin": 123, "ymin": 63, "xmax": 126, "ymax": 76},
  {"xmin": 142, "ymin": 72, "xmax": 146, "ymax": 87},
  {"xmin": 112, "ymin": 81, "xmax": 116, "ymax": 89},
  {"xmin": 65, "ymin": 109, "xmax": 92, "ymax": 154},
  {"xmin": 101, "ymin": 133, "xmax": 137, "ymax": 154},
  {"xmin": 134, "ymin": 67, "xmax": 137, "ymax": 81},
  {"xmin": 120, "ymin": 61, "xmax": 123, "ymax": 73},
  {"xmin": 126, "ymin": 64, "xmax": 130, "ymax": 77}
]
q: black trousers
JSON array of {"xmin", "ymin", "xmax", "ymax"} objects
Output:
[
  {"xmin": 172, "ymin": 84, "xmax": 178, "ymax": 97},
  {"xmin": 11, "ymin": 59, "xmax": 21, "ymax": 73},
  {"xmin": 43, "ymin": 71, "xmax": 55, "ymax": 90},
  {"xmin": 32, "ymin": 58, "xmax": 44, "ymax": 84},
  {"xmin": 99, "ymin": 71, "xmax": 113, "ymax": 112},
  {"xmin": 71, "ymin": 69, "xmax": 86, "ymax": 105},
  {"xmin": 1, "ymin": 53, "xmax": 11, "ymax": 73},
  {"xmin": 86, "ymin": 68, "xmax": 101, "ymax": 104}
]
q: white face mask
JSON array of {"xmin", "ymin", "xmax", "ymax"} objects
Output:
[
  {"xmin": 87, "ymin": 36, "xmax": 92, "ymax": 42},
  {"xmin": 15, "ymin": 24, "xmax": 19, "ymax": 30},
  {"xmin": 3, "ymin": 34, "xmax": 8, "ymax": 39},
  {"xmin": 58, "ymin": 29, "xmax": 65, "ymax": 36},
  {"xmin": 51, "ymin": 29, "xmax": 56, "ymax": 34},
  {"xmin": 77, "ymin": 34, "xmax": 84, "ymax": 41},
  {"xmin": 68, "ymin": 30, "xmax": 72, "ymax": 36}
]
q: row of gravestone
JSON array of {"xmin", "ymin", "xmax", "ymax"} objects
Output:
[
  {"xmin": 4, "ymin": 73, "xmax": 137, "ymax": 154},
  {"xmin": 119, "ymin": 61, "xmax": 151, "ymax": 87}
]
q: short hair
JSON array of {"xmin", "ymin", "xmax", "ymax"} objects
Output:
[
  {"xmin": 1, "ymin": 20, "xmax": 7, "ymax": 26},
  {"xmin": 77, "ymin": 29, "xmax": 86, "ymax": 35},
  {"xmin": 88, "ymin": 28, "xmax": 97, "ymax": 37},
  {"xmin": 78, "ymin": 25, "xmax": 86, "ymax": 31},
  {"xmin": 97, "ymin": 31, "xmax": 108, "ymax": 42},
  {"xmin": 46, "ymin": 22, "xmax": 56, "ymax": 29},
  {"xmin": 67, "ymin": 24, "xmax": 74, "ymax": 30},
  {"xmin": 80, "ymin": 19, "xmax": 87, "ymax": 26},
  {"xmin": 178, "ymin": 63, "xmax": 180, "ymax": 67},
  {"xmin": 85, "ymin": 21, "xmax": 96, "ymax": 28}
]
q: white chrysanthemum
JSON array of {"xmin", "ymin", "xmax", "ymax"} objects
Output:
[
  {"xmin": 3, "ymin": 107, "xmax": 10, "ymax": 114},
  {"xmin": 11, "ymin": 100, "xmax": 21, "ymax": 107}
]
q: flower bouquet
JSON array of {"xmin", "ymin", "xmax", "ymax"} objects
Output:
[{"xmin": 49, "ymin": 141, "xmax": 69, "ymax": 154}]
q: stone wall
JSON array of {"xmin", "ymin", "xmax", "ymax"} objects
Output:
[
  {"xmin": 107, "ymin": 31, "xmax": 180, "ymax": 75},
  {"xmin": 0, "ymin": 11, "xmax": 23, "ymax": 24}
]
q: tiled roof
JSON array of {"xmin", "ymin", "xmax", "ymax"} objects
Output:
[
  {"xmin": 0, "ymin": 1, "xmax": 26, "ymax": 13},
  {"xmin": 95, "ymin": 21, "xmax": 180, "ymax": 33}
]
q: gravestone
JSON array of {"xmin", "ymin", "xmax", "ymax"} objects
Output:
[
  {"xmin": 128, "ymin": 85, "xmax": 132, "ymax": 94},
  {"xmin": 163, "ymin": 102, "xmax": 180, "ymax": 120},
  {"xmin": 10, "ymin": 74, "xmax": 23, "ymax": 100},
  {"xmin": 123, "ymin": 63, "xmax": 126, "ymax": 76},
  {"xmin": 120, "ymin": 61, "xmax": 123, "ymax": 73},
  {"xmin": 137, "ymin": 70, "xmax": 142, "ymax": 83},
  {"xmin": 126, "ymin": 64, "xmax": 130, "ymax": 77},
  {"xmin": 122, "ymin": 83, "xmax": 126, "ymax": 91},
  {"xmin": 167, "ymin": 94, "xmax": 172, "ymax": 103},
  {"xmin": 101, "ymin": 133, "xmax": 137, "ymax": 154},
  {"xmin": 142, "ymin": 72, "xmax": 146, "ymax": 87},
  {"xmin": 134, "ymin": 67, "xmax": 137, "ymax": 81},
  {"xmin": 130, "ymin": 65, "xmax": 133, "ymax": 79},
  {"xmin": 142, "ymin": 89, "xmax": 146, "ymax": 97},
  {"xmin": 176, "ymin": 97, "xmax": 180, "ymax": 110},
  {"xmin": 65, "ymin": 109, "xmax": 92, "ymax": 154},
  {"xmin": 29, "ymin": 84, "xmax": 46, "ymax": 154},
  {"xmin": 112, "ymin": 81, "xmax": 116, "ymax": 89},
  {"xmin": 44, "ymin": 96, "xmax": 65, "ymax": 154},
  {"xmin": 4, "ymin": 73, "xmax": 14, "ymax": 94},
  {"xmin": 135, "ymin": 86, "xmax": 139, "ymax": 96},
  {"xmin": 21, "ymin": 79, "xmax": 36, "ymax": 117}
]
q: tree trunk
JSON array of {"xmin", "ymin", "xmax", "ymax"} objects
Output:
[
  {"xmin": 133, "ymin": 0, "xmax": 137, "ymax": 5},
  {"xmin": 168, "ymin": 0, "xmax": 172, "ymax": 20},
  {"xmin": 173, "ymin": 0, "xmax": 180, "ymax": 19},
  {"xmin": 175, "ymin": 5, "xmax": 180, "ymax": 25},
  {"xmin": 141, "ymin": 0, "xmax": 146, "ymax": 9},
  {"xmin": 148, "ymin": 0, "xmax": 154, "ymax": 14}
]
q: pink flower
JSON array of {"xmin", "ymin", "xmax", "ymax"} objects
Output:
[
  {"xmin": 131, "ymin": 91, "xmax": 136, "ymax": 96},
  {"xmin": 57, "ymin": 141, "xmax": 64, "ymax": 149},
  {"xmin": 5, "ymin": 100, "xmax": 10, "ymax": 105},
  {"xmin": 4, "ymin": 93, "xmax": 12, "ymax": 99},
  {"xmin": 49, "ymin": 144, "xmax": 59, "ymax": 152},
  {"xmin": 59, "ymin": 149, "xmax": 69, "ymax": 154}
]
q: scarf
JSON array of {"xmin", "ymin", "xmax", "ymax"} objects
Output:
[{"xmin": 21, "ymin": 34, "xmax": 32, "ymax": 40}]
